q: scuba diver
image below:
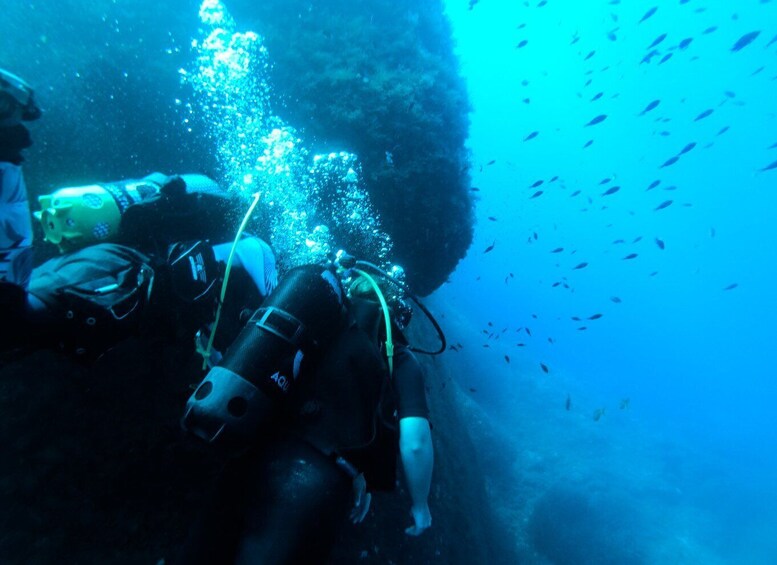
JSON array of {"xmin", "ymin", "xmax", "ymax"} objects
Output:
[
  {"xmin": 1, "ymin": 67, "xmax": 439, "ymax": 564},
  {"xmin": 0, "ymin": 67, "xmax": 39, "ymax": 290},
  {"xmin": 0, "ymin": 67, "xmax": 277, "ymax": 364},
  {"xmin": 178, "ymin": 252, "xmax": 439, "ymax": 564}
]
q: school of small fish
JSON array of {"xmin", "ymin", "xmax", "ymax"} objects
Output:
[{"xmin": 461, "ymin": 0, "xmax": 769, "ymax": 411}]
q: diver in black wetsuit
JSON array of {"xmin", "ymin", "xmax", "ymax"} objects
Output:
[
  {"xmin": 178, "ymin": 257, "xmax": 436, "ymax": 564},
  {"xmin": 0, "ymin": 68, "xmax": 277, "ymax": 364},
  {"xmin": 1, "ymin": 67, "xmax": 435, "ymax": 565}
]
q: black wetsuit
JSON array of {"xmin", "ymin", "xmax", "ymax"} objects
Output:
[
  {"xmin": 176, "ymin": 300, "xmax": 429, "ymax": 565},
  {"xmin": 0, "ymin": 235, "xmax": 276, "ymax": 363}
]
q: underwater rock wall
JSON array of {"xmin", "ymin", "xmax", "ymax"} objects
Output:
[{"xmin": 229, "ymin": 0, "xmax": 474, "ymax": 295}]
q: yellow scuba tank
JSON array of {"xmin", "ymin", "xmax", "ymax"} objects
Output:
[
  {"xmin": 34, "ymin": 173, "xmax": 168, "ymax": 252},
  {"xmin": 33, "ymin": 172, "xmax": 224, "ymax": 253}
]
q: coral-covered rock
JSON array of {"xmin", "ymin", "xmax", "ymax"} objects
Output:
[{"xmin": 223, "ymin": 0, "xmax": 474, "ymax": 294}]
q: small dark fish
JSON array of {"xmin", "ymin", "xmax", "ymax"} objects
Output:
[
  {"xmin": 578, "ymin": 326, "xmax": 588, "ymax": 331},
  {"xmin": 658, "ymin": 53, "xmax": 673, "ymax": 65},
  {"xmin": 570, "ymin": 35, "xmax": 580, "ymax": 45},
  {"xmin": 638, "ymin": 6, "xmax": 658, "ymax": 24},
  {"xmin": 647, "ymin": 33, "xmax": 667, "ymax": 49},
  {"xmin": 647, "ymin": 179, "xmax": 661, "ymax": 191},
  {"xmin": 471, "ymin": 186, "xmax": 480, "ymax": 192},
  {"xmin": 571, "ymin": 316, "xmax": 581, "ymax": 321},
  {"xmin": 717, "ymin": 126, "xmax": 730, "ymax": 136},
  {"xmin": 469, "ymin": 387, "xmax": 477, "ymax": 392},
  {"xmin": 484, "ymin": 241, "xmax": 495, "ymax": 253},
  {"xmin": 607, "ymin": 30, "xmax": 618, "ymax": 42},
  {"xmin": 585, "ymin": 114, "xmax": 608, "ymax": 126},
  {"xmin": 694, "ymin": 108, "xmax": 714, "ymax": 121},
  {"xmin": 655, "ymin": 237, "xmax": 665, "ymax": 249},
  {"xmin": 526, "ymin": 328, "xmax": 532, "ymax": 336},
  {"xmin": 550, "ymin": 176, "xmax": 559, "ymax": 182},
  {"xmin": 524, "ymin": 131, "xmax": 539, "ymax": 141},
  {"xmin": 599, "ymin": 177, "xmax": 612, "ymax": 185},
  {"xmin": 486, "ymin": 159, "xmax": 496, "ymax": 166},
  {"xmin": 540, "ymin": 363, "xmax": 549, "ymax": 374},
  {"xmin": 573, "ymin": 262, "xmax": 588, "ymax": 270},
  {"xmin": 767, "ymin": 33, "xmax": 777, "ymax": 48},
  {"xmin": 551, "ymin": 247, "xmax": 564, "ymax": 253},
  {"xmin": 613, "ymin": 239, "xmax": 625, "ymax": 244},
  {"xmin": 533, "ymin": 232, "xmax": 539, "ymax": 240},
  {"xmin": 565, "ymin": 395, "xmax": 572, "ymax": 411},
  {"xmin": 583, "ymin": 139, "xmax": 594, "ymax": 148},
  {"xmin": 731, "ymin": 31, "xmax": 761, "ymax": 52},
  {"xmin": 505, "ymin": 355, "xmax": 511, "ymax": 364},
  {"xmin": 548, "ymin": 337, "xmax": 554, "ymax": 344},
  {"xmin": 488, "ymin": 216, "xmax": 497, "ymax": 221},
  {"xmin": 622, "ymin": 253, "xmax": 638, "ymax": 260},
  {"xmin": 678, "ymin": 37, "xmax": 693, "ymax": 50},
  {"xmin": 531, "ymin": 179, "xmax": 544, "ymax": 188},
  {"xmin": 516, "ymin": 39, "xmax": 529, "ymax": 49},
  {"xmin": 632, "ymin": 236, "xmax": 643, "ymax": 243},
  {"xmin": 602, "ymin": 186, "xmax": 620, "ymax": 196},
  {"xmin": 537, "ymin": 0, "xmax": 547, "ymax": 7},
  {"xmin": 641, "ymin": 49, "xmax": 661, "ymax": 64},
  {"xmin": 591, "ymin": 92, "xmax": 604, "ymax": 101},
  {"xmin": 610, "ymin": 296, "xmax": 622, "ymax": 303},
  {"xmin": 570, "ymin": 190, "xmax": 581, "ymax": 197},
  {"xmin": 584, "ymin": 50, "xmax": 596, "ymax": 61},
  {"xmin": 593, "ymin": 408, "xmax": 605, "ymax": 421},
  {"xmin": 516, "ymin": 343, "xmax": 525, "ymax": 347},
  {"xmin": 552, "ymin": 282, "xmax": 561, "ymax": 287},
  {"xmin": 761, "ymin": 159, "xmax": 777, "ymax": 172},
  {"xmin": 723, "ymin": 283, "xmax": 738, "ymax": 291},
  {"xmin": 522, "ymin": 98, "xmax": 531, "ymax": 104},
  {"xmin": 660, "ymin": 156, "xmax": 679, "ymax": 168},
  {"xmin": 679, "ymin": 142, "xmax": 696, "ymax": 155},
  {"xmin": 702, "ymin": 26, "xmax": 718, "ymax": 35},
  {"xmin": 530, "ymin": 190, "xmax": 544, "ymax": 199},
  {"xmin": 639, "ymin": 100, "xmax": 660, "ymax": 115},
  {"xmin": 588, "ymin": 313, "xmax": 603, "ymax": 320}
]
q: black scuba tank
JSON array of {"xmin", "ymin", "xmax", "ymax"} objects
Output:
[{"xmin": 181, "ymin": 264, "xmax": 346, "ymax": 449}]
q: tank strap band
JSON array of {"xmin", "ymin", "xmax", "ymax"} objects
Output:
[{"xmin": 252, "ymin": 306, "xmax": 307, "ymax": 348}]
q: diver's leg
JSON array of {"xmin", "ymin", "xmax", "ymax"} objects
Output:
[
  {"xmin": 235, "ymin": 440, "xmax": 352, "ymax": 565},
  {"xmin": 0, "ymin": 160, "xmax": 34, "ymax": 289}
]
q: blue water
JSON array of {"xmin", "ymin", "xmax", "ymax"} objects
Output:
[{"xmin": 437, "ymin": 0, "xmax": 777, "ymax": 561}]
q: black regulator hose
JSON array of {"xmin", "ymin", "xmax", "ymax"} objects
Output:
[{"xmin": 353, "ymin": 260, "xmax": 447, "ymax": 356}]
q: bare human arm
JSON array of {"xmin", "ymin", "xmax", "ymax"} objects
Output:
[{"xmin": 399, "ymin": 415, "xmax": 433, "ymax": 536}]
